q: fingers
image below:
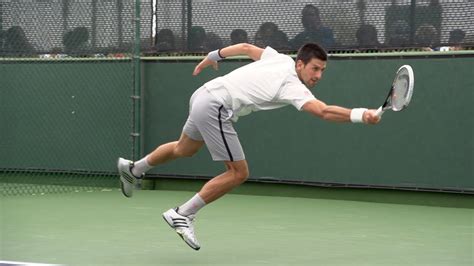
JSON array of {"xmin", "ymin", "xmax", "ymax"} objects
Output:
[
  {"xmin": 192, "ymin": 65, "xmax": 201, "ymax": 76},
  {"xmin": 363, "ymin": 110, "xmax": 381, "ymax": 124},
  {"xmin": 369, "ymin": 113, "xmax": 381, "ymax": 124},
  {"xmin": 192, "ymin": 57, "xmax": 218, "ymax": 76},
  {"xmin": 193, "ymin": 60, "xmax": 206, "ymax": 76}
]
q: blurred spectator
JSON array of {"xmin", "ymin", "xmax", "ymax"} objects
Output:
[
  {"xmin": 50, "ymin": 47, "xmax": 64, "ymax": 57},
  {"xmin": 254, "ymin": 22, "xmax": 278, "ymax": 48},
  {"xmin": 464, "ymin": 34, "xmax": 474, "ymax": 49},
  {"xmin": 254, "ymin": 22, "xmax": 289, "ymax": 50},
  {"xmin": 4, "ymin": 26, "xmax": 34, "ymax": 55},
  {"xmin": 188, "ymin": 26, "xmax": 207, "ymax": 52},
  {"xmin": 230, "ymin": 29, "xmax": 248, "ymax": 45},
  {"xmin": 386, "ymin": 19, "xmax": 410, "ymax": 47},
  {"xmin": 155, "ymin": 29, "xmax": 175, "ymax": 52},
  {"xmin": 63, "ymin": 27, "xmax": 89, "ymax": 54},
  {"xmin": 449, "ymin": 29, "xmax": 465, "ymax": 44},
  {"xmin": 439, "ymin": 29, "xmax": 467, "ymax": 52},
  {"xmin": 205, "ymin": 32, "xmax": 223, "ymax": 51},
  {"xmin": 272, "ymin": 30, "xmax": 290, "ymax": 50},
  {"xmin": 290, "ymin": 4, "xmax": 335, "ymax": 50},
  {"xmin": 447, "ymin": 29, "xmax": 465, "ymax": 50},
  {"xmin": 414, "ymin": 24, "xmax": 439, "ymax": 51},
  {"xmin": 356, "ymin": 24, "xmax": 381, "ymax": 48}
]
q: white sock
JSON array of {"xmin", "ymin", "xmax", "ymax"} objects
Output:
[
  {"xmin": 131, "ymin": 155, "xmax": 153, "ymax": 177},
  {"xmin": 177, "ymin": 193, "xmax": 206, "ymax": 216}
]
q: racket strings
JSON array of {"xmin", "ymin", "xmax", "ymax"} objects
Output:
[{"xmin": 391, "ymin": 71, "xmax": 411, "ymax": 111}]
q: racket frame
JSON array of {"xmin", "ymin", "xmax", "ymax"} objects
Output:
[{"xmin": 375, "ymin": 65, "xmax": 414, "ymax": 117}]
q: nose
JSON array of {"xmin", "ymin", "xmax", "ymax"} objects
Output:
[{"xmin": 314, "ymin": 70, "xmax": 322, "ymax": 80}]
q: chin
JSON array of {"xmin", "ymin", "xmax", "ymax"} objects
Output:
[{"xmin": 306, "ymin": 83, "xmax": 316, "ymax": 88}]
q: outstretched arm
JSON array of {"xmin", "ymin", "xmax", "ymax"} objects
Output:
[
  {"xmin": 302, "ymin": 99, "xmax": 380, "ymax": 124},
  {"xmin": 193, "ymin": 43, "xmax": 264, "ymax": 75},
  {"xmin": 218, "ymin": 43, "xmax": 264, "ymax": 61}
]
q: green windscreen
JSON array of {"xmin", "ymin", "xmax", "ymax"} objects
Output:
[{"xmin": 142, "ymin": 53, "xmax": 473, "ymax": 192}]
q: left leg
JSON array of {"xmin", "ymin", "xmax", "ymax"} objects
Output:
[
  {"xmin": 197, "ymin": 159, "xmax": 249, "ymax": 204},
  {"xmin": 162, "ymin": 160, "xmax": 249, "ymax": 251},
  {"xmin": 162, "ymin": 104, "xmax": 248, "ymax": 250},
  {"xmin": 174, "ymin": 99, "xmax": 247, "ymax": 214},
  {"xmin": 174, "ymin": 159, "xmax": 249, "ymax": 218}
]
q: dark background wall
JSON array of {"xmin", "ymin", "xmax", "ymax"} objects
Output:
[
  {"xmin": 1, "ymin": 56, "xmax": 472, "ymax": 191},
  {"xmin": 0, "ymin": 61, "xmax": 133, "ymax": 171}
]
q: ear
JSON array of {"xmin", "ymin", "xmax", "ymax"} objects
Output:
[{"xmin": 295, "ymin": 59, "xmax": 305, "ymax": 71}]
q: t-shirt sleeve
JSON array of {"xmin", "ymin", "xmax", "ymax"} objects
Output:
[
  {"xmin": 260, "ymin": 46, "xmax": 279, "ymax": 60},
  {"xmin": 278, "ymin": 83, "xmax": 316, "ymax": 111}
]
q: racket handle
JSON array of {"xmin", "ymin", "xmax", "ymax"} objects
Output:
[{"xmin": 375, "ymin": 106, "xmax": 385, "ymax": 117}]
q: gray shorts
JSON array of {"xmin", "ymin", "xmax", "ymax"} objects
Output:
[{"xmin": 183, "ymin": 87, "xmax": 245, "ymax": 161}]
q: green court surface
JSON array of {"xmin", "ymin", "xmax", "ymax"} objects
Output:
[{"xmin": 1, "ymin": 187, "xmax": 473, "ymax": 266}]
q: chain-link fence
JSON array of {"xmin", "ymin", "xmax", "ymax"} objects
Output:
[
  {"xmin": 0, "ymin": 0, "xmax": 147, "ymax": 195},
  {"xmin": 152, "ymin": 0, "xmax": 473, "ymax": 54},
  {"xmin": 1, "ymin": 0, "xmax": 472, "ymax": 57},
  {"xmin": 0, "ymin": 0, "xmax": 153, "ymax": 56}
]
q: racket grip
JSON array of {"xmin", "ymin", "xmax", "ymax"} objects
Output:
[{"xmin": 375, "ymin": 106, "xmax": 385, "ymax": 117}]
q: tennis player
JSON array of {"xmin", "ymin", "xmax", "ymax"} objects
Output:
[{"xmin": 118, "ymin": 42, "xmax": 380, "ymax": 250}]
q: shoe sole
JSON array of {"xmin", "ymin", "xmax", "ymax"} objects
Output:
[
  {"xmin": 117, "ymin": 158, "xmax": 133, "ymax": 198},
  {"xmin": 162, "ymin": 213, "xmax": 200, "ymax": 251},
  {"xmin": 120, "ymin": 180, "xmax": 131, "ymax": 198}
]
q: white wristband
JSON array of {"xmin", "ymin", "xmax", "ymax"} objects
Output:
[
  {"xmin": 350, "ymin": 108, "xmax": 367, "ymax": 123},
  {"xmin": 207, "ymin": 49, "xmax": 224, "ymax": 62}
]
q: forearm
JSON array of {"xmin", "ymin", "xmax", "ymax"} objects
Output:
[
  {"xmin": 218, "ymin": 43, "xmax": 262, "ymax": 61},
  {"xmin": 318, "ymin": 105, "xmax": 379, "ymax": 124},
  {"xmin": 193, "ymin": 43, "xmax": 262, "ymax": 76},
  {"xmin": 320, "ymin": 105, "xmax": 352, "ymax": 122},
  {"xmin": 303, "ymin": 100, "xmax": 350, "ymax": 122},
  {"xmin": 302, "ymin": 99, "xmax": 375, "ymax": 124}
]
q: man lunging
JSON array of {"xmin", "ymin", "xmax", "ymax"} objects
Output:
[{"xmin": 118, "ymin": 43, "xmax": 380, "ymax": 250}]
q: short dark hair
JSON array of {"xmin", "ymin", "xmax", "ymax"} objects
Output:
[{"xmin": 296, "ymin": 43, "xmax": 327, "ymax": 64}]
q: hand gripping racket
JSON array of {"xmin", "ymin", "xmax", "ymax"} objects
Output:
[{"xmin": 375, "ymin": 65, "xmax": 415, "ymax": 117}]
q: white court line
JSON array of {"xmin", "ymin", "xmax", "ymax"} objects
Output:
[{"xmin": 0, "ymin": 261, "xmax": 61, "ymax": 266}]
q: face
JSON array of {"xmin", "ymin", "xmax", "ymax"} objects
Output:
[{"xmin": 296, "ymin": 58, "xmax": 326, "ymax": 88}]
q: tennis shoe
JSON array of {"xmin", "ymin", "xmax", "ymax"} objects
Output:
[
  {"xmin": 162, "ymin": 208, "xmax": 201, "ymax": 250},
  {"xmin": 117, "ymin": 157, "xmax": 139, "ymax": 198}
]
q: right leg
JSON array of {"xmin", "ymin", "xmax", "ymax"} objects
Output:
[{"xmin": 120, "ymin": 87, "xmax": 206, "ymax": 190}]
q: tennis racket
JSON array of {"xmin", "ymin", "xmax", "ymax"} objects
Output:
[{"xmin": 375, "ymin": 65, "xmax": 414, "ymax": 117}]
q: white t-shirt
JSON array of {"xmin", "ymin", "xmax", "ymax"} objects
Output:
[{"xmin": 204, "ymin": 46, "xmax": 316, "ymax": 122}]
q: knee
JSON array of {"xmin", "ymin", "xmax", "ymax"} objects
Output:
[{"xmin": 232, "ymin": 167, "xmax": 249, "ymax": 184}]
